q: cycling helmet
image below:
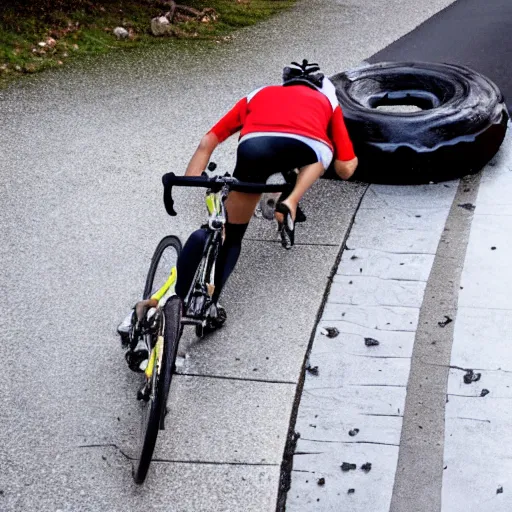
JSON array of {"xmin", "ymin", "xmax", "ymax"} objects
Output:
[{"xmin": 282, "ymin": 59, "xmax": 325, "ymax": 90}]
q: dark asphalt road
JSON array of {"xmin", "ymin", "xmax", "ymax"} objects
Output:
[{"xmin": 369, "ymin": 0, "xmax": 512, "ymax": 114}]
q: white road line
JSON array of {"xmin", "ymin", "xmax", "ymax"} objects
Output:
[
  {"xmin": 288, "ymin": 181, "xmax": 458, "ymax": 510},
  {"xmin": 442, "ymin": 126, "xmax": 512, "ymax": 512}
]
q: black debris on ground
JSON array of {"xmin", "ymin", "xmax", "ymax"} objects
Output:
[
  {"xmin": 365, "ymin": 337, "xmax": 380, "ymax": 347},
  {"xmin": 361, "ymin": 462, "xmax": 372, "ymax": 473},
  {"xmin": 348, "ymin": 428, "xmax": 360, "ymax": 437},
  {"xmin": 463, "ymin": 369, "xmax": 482, "ymax": 384},
  {"xmin": 101, "ymin": 455, "xmax": 107, "ymax": 461},
  {"xmin": 438, "ymin": 315, "xmax": 453, "ymax": 327},
  {"xmin": 458, "ymin": 203, "xmax": 476, "ymax": 211},
  {"xmin": 348, "ymin": 488, "xmax": 355, "ymax": 494},
  {"xmin": 350, "ymin": 255, "xmax": 358, "ymax": 260},
  {"xmin": 497, "ymin": 486, "xmax": 504, "ymax": 494},
  {"xmin": 306, "ymin": 365, "xmax": 319, "ymax": 376},
  {"xmin": 321, "ymin": 327, "xmax": 340, "ymax": 338},
  {"xmin": 317, "ymin": 478, "xmax": 325, "ymax": 486},
  {"xmin": 491, "ymin": 246, "xmax": 497, "ymax": 250},
  {"xmin": 341, "ymin": 462, "xmax": 357, "ymax": 472},
  {"xmin": 480, "ymin": 389, "xmax": 490, "ymax": 397}
]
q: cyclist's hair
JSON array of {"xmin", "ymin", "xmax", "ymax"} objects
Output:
[{"xmin": 282, "ymin": 59, "xmax": 325, "ymax": 90}]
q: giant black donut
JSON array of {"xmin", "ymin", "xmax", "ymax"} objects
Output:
[{"xmin": 328, "ymin": 62, "xmax": 509, "ymax": 184}]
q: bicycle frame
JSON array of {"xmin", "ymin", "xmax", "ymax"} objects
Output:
[
  {"xmin": 145, "ymin": 186, "xmax": 227, "ymax": 336},
  {"xmin": 143, "ymin": 266, "xmax": 178, "ymax": 379}
]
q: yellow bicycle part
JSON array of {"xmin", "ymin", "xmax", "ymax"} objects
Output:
[
  {"xmin": 150, "ymin": 267, "xmax": 177, "ymax": 302},
  {"xmin": 205, "ymin": 192, "xmax": 221, "ymax": 215},
  {"xmin": 144, "ymin": 335, "xmax": 164, "ymax": 379}
]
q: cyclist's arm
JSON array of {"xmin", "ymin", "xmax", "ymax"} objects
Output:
[
  {"xmin": 329, "ymin": 106, "xmax": 358, "ymax": 180},
  {"xmin": 334, "ymin": 156, "xmax": 358, "ymax": 180},
  {"xmin": 185, "ymin": 97, "xmax": 247, "ymax": 177},
  {"xmin": 185, "ymin": 132, "xmax": 219, "ymax": 176}
]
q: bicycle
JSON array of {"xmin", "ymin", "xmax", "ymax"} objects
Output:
[{"xmin": 121, "ymin": 163, "xmax": 292, "ymax": 484}]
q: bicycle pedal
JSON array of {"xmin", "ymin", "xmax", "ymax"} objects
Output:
[{"xmin": 137, "ymin": 387, "xmax": 150, "ymax": 402}]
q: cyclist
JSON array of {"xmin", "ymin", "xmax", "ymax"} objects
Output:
[
  {"xmin": 120, "ymin": 60, "xmax": 357, "ymax": 369},
  {"xmin": 174, "ymin": 60, "xmax": 358, "ymax": 330}
]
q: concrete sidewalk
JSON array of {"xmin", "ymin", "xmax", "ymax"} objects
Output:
[{"xmin": 287, "ymin": 129, "xmax": 512, "ymax": 511}]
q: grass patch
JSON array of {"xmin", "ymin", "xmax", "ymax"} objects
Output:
[{"xmin": 0, "ymin": 0, "xmax": 295, "ymax": 83}]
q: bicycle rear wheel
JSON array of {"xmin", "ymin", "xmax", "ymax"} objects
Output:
[
  {"xmin": 133, "ymin": 295, "xmax": 182, "ymax": 484},
  {"xmin": 143, "ymin": 235, "xmax": 182, "ymax": 300}
]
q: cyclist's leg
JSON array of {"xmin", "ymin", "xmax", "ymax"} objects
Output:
[
  {"xmin": 274, "ymin": 161, "xmax": 325, "ymax": 222},
  {"xmin": 211, "ymin": 192, "xmax": 259, "ymax": 302},
  {"xmin": 175, "ymin": 228, "xmax": 209, "ymax": 300},
  {"xmin": 209, "ymin": 135, "xmax": 319, "ymax": 301},
  {"xmin": 174, "ymin": 195, "xmax": 258, "ymax": 305}
]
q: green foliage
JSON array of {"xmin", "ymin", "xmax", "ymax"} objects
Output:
[{"xmin": 0, "ymin": 1, "xmax": 295, "ymax": 81}]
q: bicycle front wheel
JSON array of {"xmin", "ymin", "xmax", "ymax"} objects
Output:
[
  {"xmin": 133, "ymin": 294, "xmax": 182, "ymax": 484},
  {"xmin": 143, "ymin": 235, "xmax": 182, "ymax": 300}
]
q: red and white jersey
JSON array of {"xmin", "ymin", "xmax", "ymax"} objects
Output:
[{"xmin": 208, "ymin": 78, "xmax": 356, "ymax": 161}]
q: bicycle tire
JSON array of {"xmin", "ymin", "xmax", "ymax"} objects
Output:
[
  {"xmin": 133, "ymin": 294, "xmax": 182, "ymax": 484},
  {"xmin": 143, "ymin": 235, "xmax": 182, "ymax": 300},
  {"xmin": 329, "ymin": 62, "xmax": 508, "ymax": 183},
  {"xmin": 132, "ymin": 235, "xmax": 182, "ymax": 484}
]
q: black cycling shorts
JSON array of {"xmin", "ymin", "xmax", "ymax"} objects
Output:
[{"xmin": 233, "ymin": 135, "xmax": 319, "ymax": 184}]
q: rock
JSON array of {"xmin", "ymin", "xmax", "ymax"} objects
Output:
[
  {"xmin": 361, "ymin": 462, "xmax": 372, "ymax": 473},
  {"xmin": 306, "ymin": 365, "xmax": 319, "ymax": 376},
  {"xmin": 463, "ymin": 369, "xmax": 481, "ymax": 384},
  {"xmin": 438, "ymin": 315, "xmax": 453, "ymax": 327},
  {"xmin": 320, "ymin": 327, "xmax": 340, "ymax": 338},
  {"xmin": 151, "ymin": 16, "xmax": 172, "ymax": 37},
  {"xmin": 113, "ymin": 27, "xmax": 129, "ymax": 39}
]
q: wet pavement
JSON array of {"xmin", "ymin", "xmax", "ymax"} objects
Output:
[{"xmin": 5, "ymin": 0, "xmax": 511, "ymax": 510}]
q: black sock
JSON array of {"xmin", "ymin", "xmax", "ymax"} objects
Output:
[
  {"xmin": 175, "ymin": 228, "xmax": 209, "ymax": 300},
  {"xmin": 213, "ymin": 222, "xmax": 249, "ymax": 302}
]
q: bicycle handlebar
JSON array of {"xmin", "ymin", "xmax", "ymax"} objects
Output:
[{"xmin": 162, "ymin": 172, "xmax": 293, "ymax": 217}]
